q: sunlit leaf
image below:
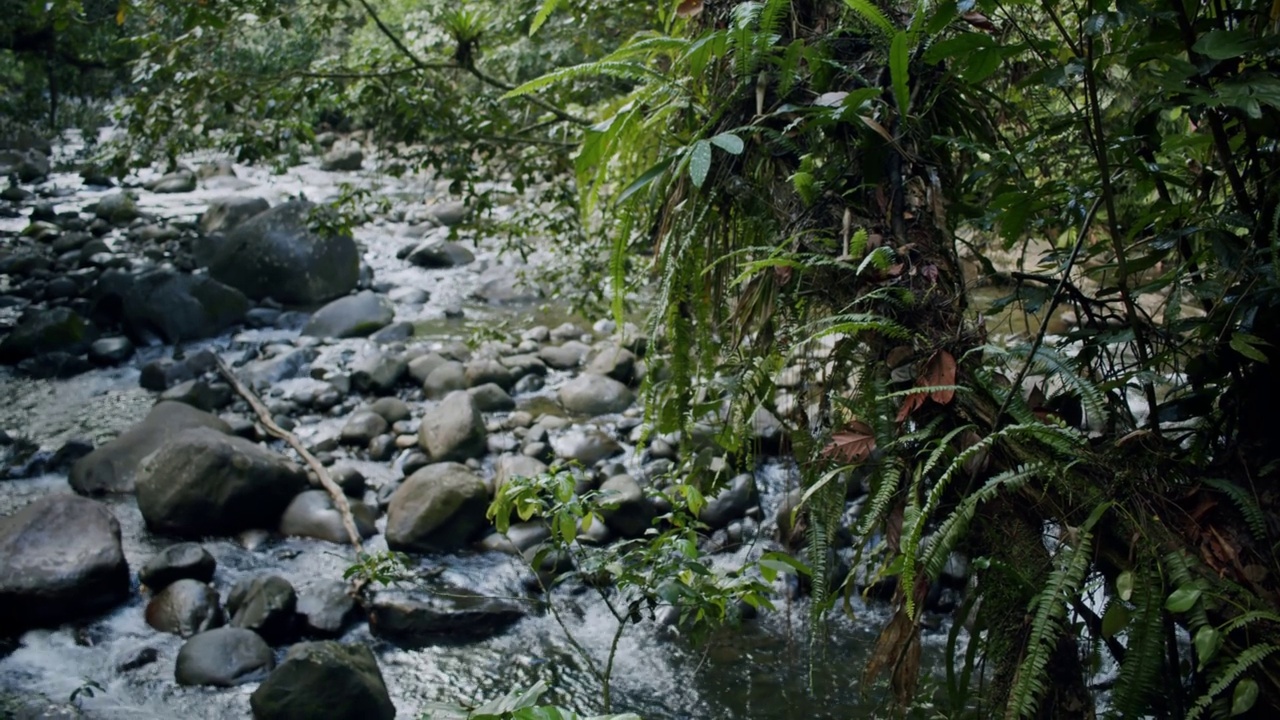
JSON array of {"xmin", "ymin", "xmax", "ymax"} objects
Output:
[
  {"xmin": 1117, "ymin": 570, "xmax": 1134, "ymax": 601},
  {"xmin": 689, "ymin": 139, "xmax": 712, "ymax": 188},
  {"xmin": 1166, "ymin": 586, "xmax": 1202, "ymax": 613}
]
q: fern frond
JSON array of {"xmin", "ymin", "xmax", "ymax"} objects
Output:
[
  {"xmin": 1186, "ymin": 643, "xmax": 1280, "ymax": 720},
  {"xmin": 1110, "ymin": 570, "xmax": 1167, "ymax": 718},
  {"xmin": 856, "ymin": 459, "xmax": 903, "ymax": 537},
  {"xmin": 920, "ymin": 463, "xmax": 1045, "ymax": 579},
  {"xmin": 601, "ymin": 35, "xmax": 691, "ymax": 62},
  {"xmin": 841, "ymin": 0, "xmax": 895, "ymax": 36},
  {"xmin": 502, "ymin": 61, "xmax": 663, "ymax": 99},
  {"xmin": 1201, "ymin": 477, "xmax": 1268, "ymax": 543}
]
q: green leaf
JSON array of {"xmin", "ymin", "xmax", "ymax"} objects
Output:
[
  {"xmin": 1230, "ymin": 332, "xmax": 1270, "ymax": 363},
  {"xmin": 1166, "ymin": 586, "xmax": 1202, "ymax": 613},
  {"xmin": 1117, "ymin": 570, "xmax": 1134, "ymax": 601},
  {"xmin": 890, "ymin": 31, "xmax": 910, "ymax": 114},
  {"xmin": 616, "ymin": 156, "xmax": 673, "ymax": 205},
  {"xmin": 709, "ymin": 132, "xmax": 745, "ymax": 155},
  {"xmin": 529, "ymin": 0, "xmax": 561, "ymax": 36},
  {"xmin": 1195, "ymin": 626, "xmax": 1222, "ymax": 669},
  {"xmin": 1232, "ymin": 679, "xmax": 1259, "ymax": 716},
  {"xmin": 842, "ymin": 0, "xmax": 895, "ymax": 35},
  {"xmin": 1102, "ymin": 603, "xmax": 1130, "ymax": 638},
  {"xmin": 1193, "ymin": 30, "xmax": 1255, "ymax": 60},
  {"xmin": 689, "ymin": 139, "xmax": 712, "ymax": 188}
]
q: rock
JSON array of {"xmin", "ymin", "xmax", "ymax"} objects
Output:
[
  {"xmin": 426, "ymin": 200, "xmax": 468, "ymax": 226},
  {"xmin": 468, "ymin": 383, "xmax": 515, "ymax": 412},
  {"xmin": 385, "ymin": 462, "xmax": 489, "ymax": 551},
  {"xmin": 537, "ymin": 341, "xmax": 590, "ymax": 370},
  {"xmin": 350, "ymin": 351, "xmax": 406, "ymax": 393},
  {"xmin": 0, "ymin": 496, "xmax": 130, "ymax": 634},
  {"xmin": 228, "ymin": 575, "xmax": 297, "ymax": 644},
  {"xmin": 145, "ymin": 579, "xmax": 224, "ymax": 637},
  {"xmin": 207, "ymin": 200, "xmax": 360, "ymax": 305},
  {"xmin": 407, "ymin": 353, "xmax": 447, "ymax": 385},
  {"xmin": 549, "ymin": 323, "xmax": 588, "ymax": 342},
  {"xmin": 0, "ymin": 148, "xmax": 50, "ymax": 182},
  {"xmin": 340, "ymin": 411, "xmax": 388, "ymax": 446},
  {"xmin": 699, "ymin": 473, "xmax": 758, "ymax": 529},
  {"xmin": 175, "ymin": 627, "xmax": 274, "ymax": 687},
  {"xmin": 92, "ymin": 192, "xmax": 139, "ymax": 224},
  {"xmin": 147, "ymin": 168, "xmax": 197, "ymax": 193},
  {"xmin": 116, "ymin": 646, "xmax": 160, "ymax": 672},
  {"xmin": 199, "ymin": 196, "xmax": 269, "ymax": 235},
  {"xmin": 139, "ymin": 542, "xmax": 217, "ymax": 590},
  {"xmin": 557, "ymin": 374, "xmax": 635, "ymax": 416},
  {"xmin": 388, "ymin": 286, "xmax": 429, "ymax": 305},
  {"xmin": 406, "ymin": 240, "xmax": 474, "ymax": 268},
  {"xmin": 586, "ymin": 345, "xmax": 637, "ymax": 384},
  {"xmin": 250, "ymin": 641, "xmax": 395, "ymax": 720},
  {"xmin": 367, "ymin": 586, "xmax": 524, "ymax": 647},
  {"xmin": 320, "ymin": 143, "xmax": 363, "ymax": 171},
  {"xmin": 296, "ymin": 580, "xmax": 358, "ymax": 637},
  {"xmin": 0, "ymin": 306, "xmax": 95, "ymax": 364},
  {"xmin": 279, "ymin": 490, "xmax": 376, "ymax": 544},
  {"xmin": 418, "ymin": 391, "xmax": 486, "ymax": 462},
  {"xmin": 94, "ymin": 268, "xmax": 250, "ymax": 344},
  {"xmin": 370, "ymin": 321, "xmax": 413, "ymax": 344},
  {"xmin": 493, "ymin": 454, "xmax": 548, "ymax": 493},
  {"xmin": 322, "ymin": 465, "xmax": 367, "ymax": 496},
  {"xmin": 137, "ymin": 352, "xmax": 214, "ymax": 392},
  {"xmin": 88, "ymin": 336, "xmax": 134, "ymax": 365},
  {"xmin": 598, "ymin": 475, "xmax": 653, "ymax": 538},
  {"xmin": 750, "ymin": 407, "xmax": 788, "ymax": 454},
  {"xmin": 70, "ymin": 401, "xmax": 232, "ymax": 495},
  {"xmin": 464, "ymin": 359, "xmax": 515, "ymax": 390},
  {"xmin": 366, "ymin": 397, "xmax": 410, "ymax": 424},
  {"xmin": 240, "ymin": 347, "xmax": 317, "ymax": 389},
  {"xmin": 423, "ymin": 361, "xmax": 466, "ymax": 399},
  {"xmin": 159, "ymin": 379, "xmax": 232, "ymax": 412},
  {"xmin": 301, "ymin": 291, "xmax": 394, "ymax": 338},
  {"xmin": 472, "ymin": 267, "xmax": 541, "ymax": 305},
  {"xmin": 135, "ymin": 427, "xmax": 307, "ymax": 536},
  {"xmin": 551, "ymin": 428, "xmax": 623, "ymax": 466}
]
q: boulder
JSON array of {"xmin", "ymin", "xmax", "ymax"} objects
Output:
[
  {"xmin": 147, "ymin": 168, "xmax": 197, "ymax": 193},
  {"xmin": 207, "ymin": 200, "xmax": 359, "ymax": 305},
  {"xmin": 340, "ymin": 411, "xmax": 388, "ymax": 446},
  {"xmin": 145, "ymin": 579, "xmax": 224, "ymax": 637},
  {"xmin": 557, "ymin": 374, "xmax": 635, "ymax": 416},
  {"xmin": 0, "ymin": 496, "xmax": 130, "ymax": 634},
  {"xmin": 96, "ymin": 269, "xmax": 249, "ymax": 344},
  {"xmin": 250, "ymin": 641, "xmax": 395, "ymax": 720},
  {"xmin": 699, "ymin": 473, "xmax": 759, "ymax": 529},
  {"xmin": 551, "ymin": 428, "xmax": 623, "ymax": 466},
  {"xmin": 385, "ymin": 462, "xmax": 489, "ymax": 551},
  {"xmin": 468, "ymin": 383, "xmax": 515, "ymax": 412},
  {"xmin": 472, "ymin": 266, "xmax": 540, "ymax": 305},
  {"xmin": 301, "ymin": 291, "xmax": 394, "ymax": 338},
  {"xmin": 0, "ymin": 148, "xmax": 50, "ymax": 182},
  {"xmin": 279, "ymin": 490, "xmax": 376, "ymax": 545},
  {"xmin": 175, "ymin": 627, "xmax": 274, "ymax": 686},
  {"xmin": 418, "ymin": 391, "xmax": 486, "ymax": 462},
  {"xmin": 367, "ymin": 586, "xmax": 524, "ymax": 647},
  {"xmin": 0, "ymin": 306, "xmax": 95, "ymax": 364},
  {"xmin": 464, "ymin": 359, "xmax": 515, "ymax": 390},
  {"xmin": 350, "ymin": 351, "xmax": 406, "ymax": 393},
  {"xmin": 585, "ymin": 345, "xmax": 637, "ymax": 384},
  {"xmin": 406, "ymin": 240, "xmax": 474, "ymax": 268},
  {"xmin": 422, "ymin": 361, "xmax": 466, "ymax": 399},
  {"xmin": 135, "ymin": 427, "xmax": 307, "ymax": 536},
  {"xmin": 92, "ymin": 192, "xmax": 139, "ymax": 224},
  {"xmin": 366, "ymin": 397, "xmax": 410, "ymax": 424},
  {"xmin": 537, "ymin": 341, "xmax": 590, "ymax": 370},
  {"xmin": 426, "ymin": 201, "xmax": 468, "ymax": 226},
  {"xmin": 139, "ymin": 542, "xmax": 217, "ymax": 590},
  {"xmin": 228, "ymin": 575, "xmax": 297, "ymax": 644},
  {"xmin": 89, "ymin": 336, "xmax": 135, "ymax": 365},
  {"xmin": 70, "ymin": 401, "xmax": 231, "ymax": 495},
  {"xmin": 296, "ymin": 580, "xmax": 358, "ymax": 636},
  {"xmin": 598, "ymin": 475, "xmax": 654, "ymax": 538},
  {"xmin": 320, "ymin": 143, "xmax": 363, "ymax": 171},
  {"xmin": 493, "ymin": 454, "xmax": 548, "ymax": 493},
  {"xmin": 199, "ymin": 196, "xmax": 269, "ymax": 236}
]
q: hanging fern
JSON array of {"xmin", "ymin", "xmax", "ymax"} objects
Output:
[
  {"xmin": 1201, "ymin": 477, "xmax": 1268, "ymax": 544},
  {"xmin": 1110, "ymin": 569, "xmax": 1168, "ymax": 719},
  {"xmin": 1186, "ymin": 644, "xmax": 1280, "ymax": 720},
  {"xmin": 919, "ymin": 462, "xmax": 1046, "ymax": 579}
]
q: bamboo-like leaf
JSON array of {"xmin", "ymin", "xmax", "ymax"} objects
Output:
[{"xmin": 890, "ymin": 31, "xmax": 910, "ymax": 114}]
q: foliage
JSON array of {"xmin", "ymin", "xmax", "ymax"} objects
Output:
[{"xmin": 419, "ymin": 679, "xmax": 641, "ymax": 720}]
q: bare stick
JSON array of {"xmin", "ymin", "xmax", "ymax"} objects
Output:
[{"xmin": 215, "ymin": 356, "xmax": 365, "ymax": 555}]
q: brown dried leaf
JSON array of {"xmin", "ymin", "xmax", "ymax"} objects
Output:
[
  {"xmin": 962, "ymin": 11, "xmax": 997, "ymax": 32},
  {"xmin": 896, "ymin": 391, "xmax": 925, "ymax": 422},
  {"xmin": 676, "ymin": 0, "xmax": 704, "ymax": 17},
  {"xmin": 821, "ymin": 420, "xmax": 876, "ymax": 463},
  {"xmin": 924, "ymin": 350, "xmax": 956, "ymax": 405}
]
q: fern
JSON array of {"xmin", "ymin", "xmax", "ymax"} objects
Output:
[
  {"xmin": 1201, "ymin": 477, "xmax": 1267, "ymax": 543},
  {"xmin": 501, "ymin": 61, "xmax": 662, "ymax": 99},
  {"xmin": 842, "ymin": 0, "xmax": 895, "ymax": 35},
  {"xmin": 1110, "ymin": 570, "xmax": 1168, "ymax": 718},
  {"xmin": 1005, "ymin": 503, "xmax": 1108, "ymax": 719},
  {"xmin": 920, "ymin": 462, "xmax": 1045, "ymax": 579},
  {"xmin": 1186, "ymin": 644, "xmax": 1280, "ymax": 720}
]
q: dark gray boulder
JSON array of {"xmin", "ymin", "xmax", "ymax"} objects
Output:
[
  {"xmin": 698, "ymin": 473, "xmax": 759, "ymax": 529},
  {"xmin": 418, "ymin": 391, "xmax": 486, "ymax": 462},
  {"xmin": 139, "ymin": 542, "xmax": 217, "ymax": 590},
  {"xmin": 250, "ymin": 641, "xmax": 395, "ymax": 720},
  {"xmin": 301, "ymin": 291, "xmax": 394, "ymax": 338},
  {"xmin": 422, "ymin": 361, "xmax": 466, "ymax": 399},
  {"xmin": 278, "ymin": 490, "xmax": 376, "ymax": 545},
  {"xmin": 175, "ymin": 627, "xmax": 274, "ymax": 686},
  {"xmin": 551, "ymin": 428, "xmax": 623, "ymax": 467},
  {"xmin": 70, "ymin": 401, "xmax": 232, "ymax": 495},
  {"xmin": 296, "ymin": 580, "xmax": 358, "ymax": 637},
  {"xmin": 135, "ymin": 427, "xmax": 307, "ymax": 536},
  {"xmin": 385, "ymin": 462, "xmax": 489, "ymax": 552},
  {"xmin": 367, "ymin": 586, "xmax": 524, "ymax": 647},
  {"xmin": 207, "ymin": 200, "xmax": 359, "ymax": 305},
  {"xmin": 598, "ymin": 474, "xmax": 654, "ymax": 538},
  {"xmin": 0, "ymin": 495, "xmax": 130, "ymax": 635},
  {"xmin": 558, "ymin": 373, "xmax": 635, "ymax": 416},
  {"xmin": 110, "ymin": 269, "xmax": 249, "ymax": 344},
  {"xmin": 319, "ymin": 143, "xmax": 363, "ymax": 171},
  {"xmin": 144, "ymin": 579, "xmax": 224, "ymax": 637},
  {"xmin": 0, "ymin": 307, "xmax": 96, "ymax": 364},
  {"xmin": 199, "ymin": 196, "xmax": 269, "ymax": 236},
  {"xmin": 228, "ymin": 575, "xmax": 297, "ymax": 644},
  {"xmin": 406, "ymin": 240, "xmax": 474, "ymax": 268},
  {"xmin": 147, "ymin": 168, "xmax": 197, "ymax": 193}
]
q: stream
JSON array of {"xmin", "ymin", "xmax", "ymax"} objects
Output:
[{"xmin": 0, "ymin": 132, "xmax": 955, "ymax": 719}]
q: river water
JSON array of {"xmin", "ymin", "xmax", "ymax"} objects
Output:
[{"xmin": 0, "ymin": 134, "xmax": 954, "ymax": 719}]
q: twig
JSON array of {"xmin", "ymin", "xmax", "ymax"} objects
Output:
[{"xmin": 215, "ymin": 356, "xmax": 365, "ymax": 555}]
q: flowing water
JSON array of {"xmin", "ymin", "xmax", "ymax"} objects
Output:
[{"xmin": 0, "ymin": 134, "xmax": 955, "ymax": 719}]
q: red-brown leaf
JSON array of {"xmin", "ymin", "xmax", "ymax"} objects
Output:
[
  {"xmin": 962, "ymin": 11, "xmax": 996, "ymax": 32},
  {"xmin": 821, "ymin": 420, "xmax": 876, "ymax": 463},
  {"xmin": 676, "ymin": 0, "xmax": 704, "ymax": 17},
  {"xmin": 923, "ymin": 350, "xmax": 957, "ymax": 405},
  {"xmin": 896, "ymin": 392, "xmax": 925, "ymax": 422}
]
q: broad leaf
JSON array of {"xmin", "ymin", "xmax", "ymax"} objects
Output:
[
  {"xmin": 1165, "ymin": 586, "xmax": 1202, "ymax": 613},
  {"xmin": 689, "ymin": 139, "xmax": 712, "ymax": 188},
  {"xmin": 709, "ymin": 132, "xmax": 745, "ymax": 155},
  {"xmin": 890, "ymin": 31, "xmax": 910, "ymax": 114},
  {"xmin": 1232, "ymin": 679, "xmax": 1259, "ymax": 716},
  {"xmin": 821, "ymin": 420, "xmax": 877, "ymax": 463},
  {"xmin": 1195, "ymin": 626, "xmax": 1221, "ymax": 669},
  {"xmin": 1116, "ymin": 570, "xmax": 1134, "ymax": 601},
  {"xmin": 1193, "ymin": 30, "xmax": 1256, "ymax": 60},
  {"xmin": 1102, "ymin": 602, "xmax": 1130, "ymax": 638}
]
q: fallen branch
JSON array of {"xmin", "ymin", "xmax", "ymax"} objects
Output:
[{"xmin": 215, "ymin": 356, "xmax": 365, "ymax": 555}]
